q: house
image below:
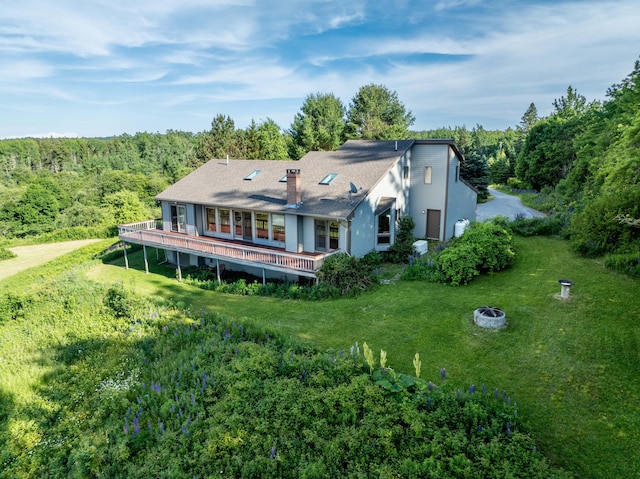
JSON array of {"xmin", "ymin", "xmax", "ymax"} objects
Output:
[{"xmin": 118, "ymin": 139, "xmax": 477, "ymax": 281}]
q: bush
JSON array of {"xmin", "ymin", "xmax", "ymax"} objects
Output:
[
  {"xmin": 384, "ymin": 215, "xmax": 416, "ymax": 263},
  {"xmin": 511, "ymin": 215, "xmax": 566, "ymax": 237},
  {"xmin": 0, "ymin": 292, "xmax": 33, "ymax": 323},
  {"xmin": 409, "ymin": 220, "xmax": 517, "ymax": 286},
  {"xmin": 317, "ymin": 252, "xmax": 379, "ymax": 296},
  {"xmin": 604, "ymin": 252, "xmax": 640, "ymax": 278},
  {"xmin": 0, "ymin": 247, "xmax": 16, "ymax": 261},
  {"xmin": 570, "ymin": 189, "xmax": 640, "ymax": 257},
  {"xmin": 435, "ymin": 243, "xmax": 482, "ymax": 285}
]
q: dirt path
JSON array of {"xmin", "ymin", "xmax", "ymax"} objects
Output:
[{"xmin": 0, "ymin": 239, "xmax": 102, "ymax": 282}]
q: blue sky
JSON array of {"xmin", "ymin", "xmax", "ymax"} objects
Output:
[{"xmin": 1, "ymin": 0, "xmax": 639, "ymax": 138}]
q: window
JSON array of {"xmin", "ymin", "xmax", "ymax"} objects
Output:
[
  {"xmin": 455, "ymin": 164, "xmax": 459, "ymax": 182},
  {"xmin": 315, "ymin": 219, "xmax": 339, "ymax": 251},
  {"xmin": 272, "ymin": 214, "xmax": 285, "ymax": 242},
  {"xmin": 256, "ymin": 212, "xmax": 269, "ymax": 240},
  {"xmin": 424, "ymin": 166, "xmax": 432, "ymax": 184},
  {"xmin": 319, "ymin": 173, "xmax": 338, "ymax": 185},
  {"xmin": 170, "ymin": 204, "xmax": 186, "ymax": 233},
  {"xmin": 206, "ymin": 207, "xmax": 217, "ymax": 232},
  {"xmin": 377, "ymin": 208, "xmax": 391, "ymax": 244},
  {"xmin": 403, "ymin": 166, "xmax": 409, "ymax": 179},
  {"xmin": 219, "ymin": 208, "xmax": 231, "ymax": 234},
  {"xmin": 244, "ymin": 169, "xmax": 261, "ymax": 180},
  {"xmin": 329, "ymin": 222, "xmax": 339, "ymax": 249}
]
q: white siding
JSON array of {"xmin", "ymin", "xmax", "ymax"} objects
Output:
[{"xmin": 408, "ymin": 144, "xmax": 448, "ymax": 240}]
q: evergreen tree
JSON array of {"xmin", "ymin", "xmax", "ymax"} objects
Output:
[
  {"xmin": 289, "ymin": 93, "xmax": 345, "ymax": 159},
  {"xmin": 345, "ymin": 84, "xmax": 415, "ymax": 140}
]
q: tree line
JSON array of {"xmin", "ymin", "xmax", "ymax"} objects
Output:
[{"xmin": 1, "ymin": 62, "xmax": 638, "ymax": 258}]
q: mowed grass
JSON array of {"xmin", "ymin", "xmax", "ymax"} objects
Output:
[
  {"xmin": 85, "ymin": 237, "xmax": 640, "ymax": 478},
  {"xmin": 0, "ymin": 239, "xmax": 102, "ymax": 282}
]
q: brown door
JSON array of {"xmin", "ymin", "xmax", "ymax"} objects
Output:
[{"xmin": 426, "ymin": 209, "xmax": 441, "ymax": 240}]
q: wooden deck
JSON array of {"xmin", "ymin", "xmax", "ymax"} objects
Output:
[{"xmin": 118, "ymin": 220, "xmax": 339, "ymax": 277}]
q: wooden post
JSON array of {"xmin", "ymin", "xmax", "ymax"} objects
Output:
[
  {"xmin": 216, "ymin": 259, "xmax": 221, "ymax": 284},
  {"xmin": 176, "ymin": 252, "xmax": 182, "ymax": 281},
  {"xmin": 123, "ymin": 242, "xmax": 129, "ymax": 269},
  {"xmin": 143, "ymin": 245, "xmax": 149, "ymax": 274},
  {"xmin": 262, "ymin": 268, "xmax": 266, "ymax": 286}
]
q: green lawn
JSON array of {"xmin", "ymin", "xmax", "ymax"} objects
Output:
[{"xmin": 85, "ymin": 237, "xmax": 640, "ymax": 478}]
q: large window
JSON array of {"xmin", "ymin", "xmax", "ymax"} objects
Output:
[
  {"xmin": 256, "ymin": 212, "xmax": 269, "ymax": 240},
  {"xmin": 219, "ymin": 209, "xmax": 231, "ymax": 234},
  {"xmin": 272, "ymin": 214, "xmax": 285, "ymax": 242},
  {"xmin": 206, "ymin": 207, "xmax": 217, "ymax": 232},
  {"xmin": 170, "ymin": 204, "xmax": 186, "ymax": 233},
  {"xmin": 315, "ymin": 219, "xmax": 340, "ymax": 251},
  {"xmin": 377, "ymin": 208, "xmax": 391, "ymax": 244}
]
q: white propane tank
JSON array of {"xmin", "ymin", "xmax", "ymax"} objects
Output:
[{"xmin": 454, "ymin": 219, "xmax": 469, "ymax": 237}]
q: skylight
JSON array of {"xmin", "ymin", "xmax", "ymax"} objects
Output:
[
  {"xmin": 319, "ymin": 173, "xmax": 338, "ymax": 185},
  {"xmin": 244, "ymin": 169, "xmax": 261, "ymax": 180},
  {"xmin": 279, "ymin": 175, "xmax": 287, "ymax": 182}
]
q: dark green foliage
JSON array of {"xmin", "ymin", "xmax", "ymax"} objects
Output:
[
  {"xmin": 0, "ymin": 248, "xmax": 16, "ymax": 261},
  {"xmin": 289, "ymin": 92, "xmax": 346, "ymax": 159},
  {"xmin": 104, "ymin": 282, "xmax": 134, "ymax": 318},
  {"xmin": 317, "ymin": 252, "xmax": 380, "ymax": 296},
  {"xmin": 384, "ymin": 214, "xmax": 416, "ymax": 263},
  {"xmin": 0, "ymin": 293, "xmax": 33, "ymax": 323},
  {"xmin": 346, "ymin": 84, "xmax": 415, "ymax": 140},
  {"xmin": 570, "ymin": 188, "xmax": 640, "ymax": 257},
  {"xmin": 178, "ymin": 257, "xmax": 382, "ymax": 300},
  {"xmin": 604, "ymin": 252, "xmax": 640, "ymax": 278},
  {"xmin": 510, "ymin": 216, "xmax": 566, "ymax": 237},
  {"xmin": 405, "ymin": 220, "xmax": 516, "ymax": 286}
]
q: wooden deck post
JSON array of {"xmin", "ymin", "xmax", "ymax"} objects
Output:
[
  {"xmin": 143, "ymin": 245, "xmax": 149, "ymax": 274},
  {"xmin": 216, "ymin": 259, "xmax": 221, "ymax": 284},
  {"xmin": 176, "ymin": 251, "xmax": 182, "ymax": 281},
  {"xmin": 262, "ymin": 268, "xmax": 266, "ymax": 286},
  {"xmin": 123, "ymin": 242, "xmax": 129, "ymax": 269}
]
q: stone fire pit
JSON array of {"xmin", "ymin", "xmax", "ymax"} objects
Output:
[{"xmin": 474, "ymin": 306, "xmax": 506, "ymax": 329}]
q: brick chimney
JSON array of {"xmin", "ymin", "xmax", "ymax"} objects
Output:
[{"xmin": 286, "ymin": 169, "xmax": 301, "ymax": 208}]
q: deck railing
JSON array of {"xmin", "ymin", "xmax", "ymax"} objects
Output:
[{"xmin": 118, "ymin": 220, "xmax": 337, "ymax": 275}]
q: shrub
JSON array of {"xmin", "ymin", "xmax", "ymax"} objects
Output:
[
  {"xmin": 511, "ymin": 215, "xmax": 566, "ymax": 237},
  {"xmin": 604, "ymin": 252, "xmax": 640, "ymax": 278},
  {"xmin": 0, "ymin": 247, "xmax": 16, "ymax": 261},
  {"xmin": 0, "ymin": 292, "xmax": 34, "ymax": 323},
  {"xmin": 435, "ymin": 243, "xmax": 482, "ymax": 285},
  {"xmin": 424, "ymin": 220, "xmax": 516, "ymax": 286},
  {"xmin": 317, "ymin": 252, "xmax": 378, "ymax": 296},
  {"xmin": 384, "ymin": 215, "xmax": 416, "ymax": 263}
]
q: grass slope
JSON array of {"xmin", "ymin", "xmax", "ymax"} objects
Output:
[{"xmin": 85, "ymin": 237, "xmax": 640, "ymax": 478}]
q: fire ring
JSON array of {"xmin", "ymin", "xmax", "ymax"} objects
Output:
[{"xmin": 474, "ymin": 306, "xmax": 506, "ymax": 329}]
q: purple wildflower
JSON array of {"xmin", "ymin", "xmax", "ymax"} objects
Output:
[
  {"xmin": 494, "ymin": 388, "xmax": 499, "ymax": 400},
  {"xmin": 270, "ymin": 447, "xmax": 276, "ymax": 460},
  {"xmin": 440, "ymin": 368, "xmax": 446, "ymax": 380},
  {"xmin": 133, "ymin": 417, "xmax": 140, "ymax": 436},
  {"xmin": 191, "ymin": 392, "xmax": 196, "ymax": 407},
  {"xmin": 428, "ymin": 381, "xmax": 434, "ymax": 392},
  {"xmin": 506, "ymin": 421, "xmax": 511, "ymax": 438},
  {"xmin": 469, "ymin": 384, "xmax": 476, "ymax": 394}
]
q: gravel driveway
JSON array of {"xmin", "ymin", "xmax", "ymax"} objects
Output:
[{"xmin": 475, "ymin": 188, "xmax": 546, "ymax": 222}]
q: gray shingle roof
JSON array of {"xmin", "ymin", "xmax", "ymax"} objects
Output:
[{"xmin": 155, "ymin": 140, "xmax": 415, "ymax": 219}]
